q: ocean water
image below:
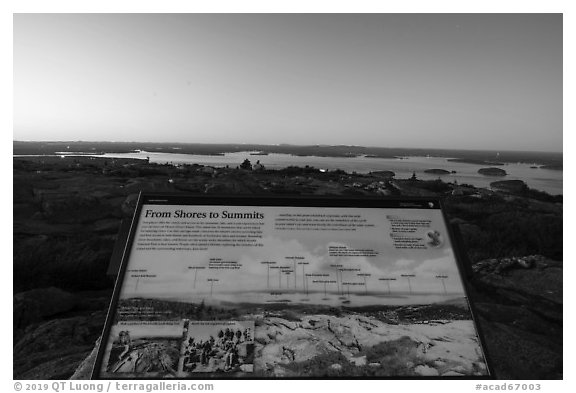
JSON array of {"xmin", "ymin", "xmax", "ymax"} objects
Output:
[{"xmin": 59, "ymin": 150, "xmax": 563, "ymax": 195}]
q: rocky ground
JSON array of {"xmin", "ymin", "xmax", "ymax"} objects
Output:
[
  {"xmin": 469, "ymin": 256, "xmax": 562, "ymax": 379},
  {"xmin": 13, "ymin": 288, "xmax": 110, "ymax": 379},
  {"xmin": 13, "ymin": 156, "xmax": 562, "ymax": 379}
]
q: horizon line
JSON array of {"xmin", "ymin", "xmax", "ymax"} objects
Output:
[{"xmin": 12, "ymin": 140, "xmax": 563, "ymax": 155}]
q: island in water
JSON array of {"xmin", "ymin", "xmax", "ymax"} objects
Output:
[
  {"xmin": 478, "ymin": 167, "xmax": 507, "ymax": 177},
  {"xmin": 424, "ymin": 169, "xmax": 453, "ymax": 175}
]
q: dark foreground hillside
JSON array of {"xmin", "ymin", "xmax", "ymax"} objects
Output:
[{"xmin": 13, "ymin": 156, "xmax": 562, "ymax": 379}]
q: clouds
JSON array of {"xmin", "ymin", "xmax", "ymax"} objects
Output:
[{"xmin": 122, "ymin": 235, "xmax": 464, "ymax": 297}]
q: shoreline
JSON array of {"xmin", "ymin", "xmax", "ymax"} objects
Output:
[
  {"xmin": 13, "ymin": 141, "xmax": 562, "ymax": 167},
  {"xmin": 13, "ymin": 150, "xmax": 563, "ymax": 168},
  {"xmin": 13, "ymin": 153, "xmax": 563, "ymax": 196}
]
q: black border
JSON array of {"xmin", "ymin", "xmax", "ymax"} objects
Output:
[{"xmin": 91, "ymin": 193, "xmax": 494, "ymax": 380}]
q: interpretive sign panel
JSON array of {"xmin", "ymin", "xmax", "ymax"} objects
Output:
[{"xmin": 93, "ymin": 194, "xmax": 491, "ymax": 379}]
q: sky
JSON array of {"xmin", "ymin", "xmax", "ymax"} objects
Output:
[{"xmin": 13, "ymin": 13, "xmax": 562, "ymax": 152}]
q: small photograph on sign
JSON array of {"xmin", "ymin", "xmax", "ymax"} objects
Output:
[
  {"xmin": 181, "ymin": 321, "xmax": 255, "ymax": 374},
  {"xmin": 102, "ymin": 321, "xmax": 184, "ymax": 377}
]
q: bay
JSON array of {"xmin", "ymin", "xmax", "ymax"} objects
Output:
[{"xmin": 58, "ymin": 150, "xmax": 563, "ymax": 195}]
